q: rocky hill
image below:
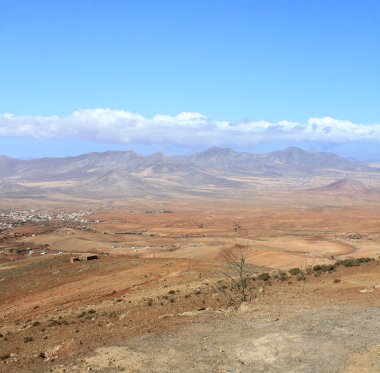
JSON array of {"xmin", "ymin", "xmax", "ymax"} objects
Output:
[
  {"xmin": 307, "ymin": 178, "xmax": 378, "ymax": 195},
  {"xmin": 0, "ymin": 147, "xmax": 373, "ymax": 198}
]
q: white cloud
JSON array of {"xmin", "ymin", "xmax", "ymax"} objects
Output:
[{"xmin": 1, "ymin": 109, "xmax": 380, "ymax": 151}]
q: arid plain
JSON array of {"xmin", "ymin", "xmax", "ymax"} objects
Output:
[{"xmin": 1, "ymin": 148, "xmax": 380, "ymax": 372}]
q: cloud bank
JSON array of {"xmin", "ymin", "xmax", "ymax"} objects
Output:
[{"xmin": 1, "ymin": 109, "xmax": 380, "ymax": 155}]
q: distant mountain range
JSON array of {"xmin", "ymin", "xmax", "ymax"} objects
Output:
[{"xmin": 0, "ymin": 147, "xmax": 376, "ymax": 198}]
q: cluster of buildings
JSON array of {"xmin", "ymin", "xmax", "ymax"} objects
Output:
[{"xmin": 0, "ymin": 209, "xmax": 100, "ymax": 230}]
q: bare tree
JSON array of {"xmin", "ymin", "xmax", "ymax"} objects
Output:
[
  {"xmin": 220, "ymin": 243, "xmax": 250, "ymax": 302},
  {"xmin": 217, "ymin": 220, "xmax": 254, "ymax": 303}
]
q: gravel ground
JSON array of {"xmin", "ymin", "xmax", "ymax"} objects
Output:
[{"xmin": 62, "ymin": 303, "xmax": 380, "ymax": 373}]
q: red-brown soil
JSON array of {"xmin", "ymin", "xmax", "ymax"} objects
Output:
[
  {"xmin": 0, "ymin": 254, "xmax": 379, "ymax": 373},
  {"xmin": 1, "ymin": 198, "xmax": 379, "ymax": 372}
]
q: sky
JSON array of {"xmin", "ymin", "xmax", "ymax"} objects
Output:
[{"xmin": 1, "ymin": 0, "xmax": 380, "ymax": 160}]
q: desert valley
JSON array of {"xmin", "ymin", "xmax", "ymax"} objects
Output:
[
  {"xmin": 0, "ymin": 147, "xmax": 379, "ymax": 372},
  {"xmin": 3, "ymin": 1, "xmax": 380, "ymax": 371}
]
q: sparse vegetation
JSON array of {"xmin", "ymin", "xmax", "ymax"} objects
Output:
[
  {"xmin": 275, "ymin": 271, "xmax": 288, "ymax": 281},
  {"xmin": 296, "ymin": 272, "xmax": 306, "ymax": 281},
  {"xmin": 289, "ymin": 268, "xmax": 303, "ymax": 276},
  {"xmin": 144, "ymin": 297, "xmax": 153, "ymax": 306},
  {"xmin": 48, "ymin": 319, "xmax": 69, "ymax": 327},
  {"xmin": 312, "ymin": 264, "xmax": 335, "ymax": 273},
  {"xmin": 336, "ymin": 257, "xmax": 375, "ymax": 267},
  {"xmin": 288, "ymin": 268, "xmax": 306, "ymax": 280},
  {"xmin": 258, "ymin": 272, "xmax": 271, "ymax": 282}
]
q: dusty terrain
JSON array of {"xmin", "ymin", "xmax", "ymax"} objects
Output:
[
  {"xmin": 0, "ymin": 192, "xmax": 380, "ymax": 372},
  {"xmin": 10, "ymin": 199, "xmax": 380, "ymax": 268},
  {"xmin": 0, "ymin": 252, "xmax": 379, "ymax": 373}
]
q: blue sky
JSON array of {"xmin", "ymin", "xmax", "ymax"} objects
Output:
[{"xmin": 1, "ymin": 0, "xmax": 380, "ymax": 159}]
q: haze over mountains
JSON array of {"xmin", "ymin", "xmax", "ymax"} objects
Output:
[
  {"xmin": 0, "ymin": 146, "xmax": 377, "ymax": 198},
  {"xmin": 307, "ymin": 178, "xmax": 376, "ymax": 195}
]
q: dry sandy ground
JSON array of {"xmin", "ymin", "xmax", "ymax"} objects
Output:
[
  {"xmin": 0, "ymin": 255, "xmax": 379, "ymax": 373},
  {"xmin": 15, "ymin": 204, "xmax": 380, "ymax": 269},
  {"xmin": 54, "ymin": 262, "xmax": 380, "ymax": 373},
  {"xmin": 1, "ymin": 196, "xmax": 380, "ymax": 372},
  {"xmin": 64, "ymin": 304, "xmax": 380, "ymax": 373}
]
